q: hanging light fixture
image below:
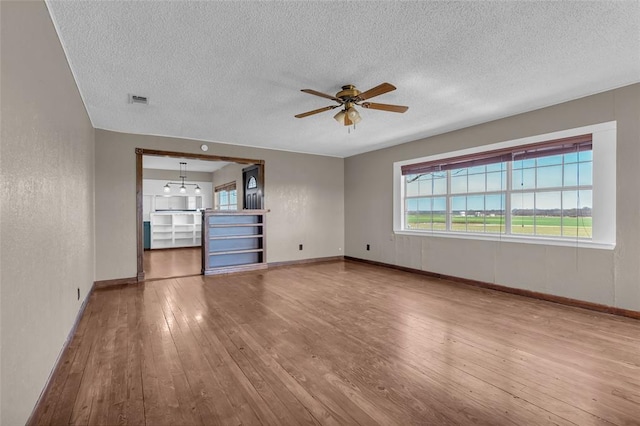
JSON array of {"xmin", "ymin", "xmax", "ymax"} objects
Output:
[
  {"xmin": 163, "ymin": 161, "xmax": 202, "ymax": 194},
  {"xmin": 333, "ymin": 102, "xmax": 361, "ymax": 129},
  {"xmin": 346, "ymin": 106, "xmax": 360, "ymax": 121}
]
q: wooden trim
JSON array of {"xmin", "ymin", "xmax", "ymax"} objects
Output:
[
  {"xmin": 26, "ymin": 281, "xmax": 96, "ymax": 425},
  {"xmin": 260, "ymin": 163, "xmax": 266, "ymax": 261},
  {"xmin": 344, "ymin": 256, "xmax": 640, "ymax": 320},
  {"xmin": 136, "ymin": 147, "xmax": 263, "ymax": 165},
  {"xmin": 201, "ymin": 210, "xmax": 208, "ymax": 275},
  {"xmin": 136, "ymin": 148, "xmax": 265, "ymax": 281},
  {"xmin": 268, "ymin": 256, "xmax": 344, "ymax": 268},
  {"xmin": 136, "ymin": 151, "xmax": 144, "ymax": 281},
  {"xmin": 94, "ymin": 276, "xmax": 138, "ymax": 288}
]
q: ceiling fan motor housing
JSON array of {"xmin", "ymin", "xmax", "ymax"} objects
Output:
[{"xmin": 336, "ymin": 85, "xmax": 361, "ymax": 101}]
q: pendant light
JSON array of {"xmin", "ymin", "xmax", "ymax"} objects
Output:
[{"xmin": 162, "ymin": 162, "xmax": 202, "ymax": 194}]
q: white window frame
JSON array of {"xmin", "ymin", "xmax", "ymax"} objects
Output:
[
  {"xmin": 393, "ymin": 121, "xmax": 616, "ymax": 249},
  {"xmin": 215, "ymin": 182, "xmax": 237, "ymax": 210}
]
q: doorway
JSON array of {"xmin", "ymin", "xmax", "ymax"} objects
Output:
[
  {"xmin": 135, "ymin": 148, "xmax": 264, "ymax": 281},
  {"xmin": 242, "ymin": 164, "xmax": 264, "ymax": 209}
]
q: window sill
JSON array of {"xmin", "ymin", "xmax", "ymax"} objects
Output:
[{"xmin": 394, "ymin": 229, "xmax": 615, "ymax": 250}]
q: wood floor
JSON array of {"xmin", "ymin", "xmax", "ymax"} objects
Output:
[
  {"xmin": 143, "ymin": 247, "xmax": 201, "ymax": 280},
  {"xmin": 30, "ymin": 261, "xmax": 640, "ymax": 425}
]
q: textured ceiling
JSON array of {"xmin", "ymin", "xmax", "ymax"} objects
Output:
[{"xmin": 46, "ymin": 1, "xmax": 640, "ymax": 158}]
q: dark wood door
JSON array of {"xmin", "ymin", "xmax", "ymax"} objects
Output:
[{"xmin": 242, "ymin": 165, "xmax": 263, "ymax": 209}]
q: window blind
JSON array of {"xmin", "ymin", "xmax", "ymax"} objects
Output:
[
  {"xmin": 215, "ymin": 182, "xmax": 236, "ymax": 192},
  {"xmin": 401, "ymin": 134, "xmax": 592, "ymax": 176}
]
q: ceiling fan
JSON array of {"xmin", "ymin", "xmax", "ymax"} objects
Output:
[{"xmin": 295, "ymin": 82, "xmax": 408, "ymax": 126}]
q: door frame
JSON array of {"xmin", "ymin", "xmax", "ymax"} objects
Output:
[{"xmin": 135, "ymin": 147, "xmax": 264, "ymax": 281}]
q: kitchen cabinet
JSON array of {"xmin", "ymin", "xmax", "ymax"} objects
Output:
[{"xmin": 150, "ymin": 212, "xmax": 201, "ymax": 249}]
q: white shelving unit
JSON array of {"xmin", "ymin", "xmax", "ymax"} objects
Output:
[{"xmin": 150, "ymin": 212, "xmax": 201, "ymax": 249}]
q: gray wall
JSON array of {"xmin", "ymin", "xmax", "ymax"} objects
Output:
[
  {"xmin": 95, "ymin": 130, "xmax": 345, "ymax": 280},
  {"xmin": 0, "ymin": 2, "xmax": 96, "ymax": 425},
  {"xmin": 345, "ymin": 84, "xmax": 640, "ymax": 311}
]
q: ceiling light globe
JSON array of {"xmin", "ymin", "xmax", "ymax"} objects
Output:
[
  {"xmin": 194, "ymin": 185, "xmax": 201, "ymax": 194},
  {"xmin": 347, "ymin": 107, "xmax": 359, "ymax": 120},
  {"xmin": 179, "ymin": 185, "xmax": 187, "ymax": 194},
  {"xmin": 333, "ymin": 110, "xmax": 346, "ymax": 124},
  {"xmin": 163, "ymin": 184, "xmax": 171, "ymax": 193}
]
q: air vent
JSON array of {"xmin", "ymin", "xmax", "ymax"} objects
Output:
[{"xmin": 129, "ymin": 94, "xmax": 148, "ymax": 105}]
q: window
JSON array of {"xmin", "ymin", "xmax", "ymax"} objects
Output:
[
  {"xmin": 215, "ymin": 182, "xmax": 237, "ymax": 210},
  {"xmin": 394, "ymin": 122, "xmax": 616, "ymax": 248},
  {"xmin": 511, "ymin": 149, "xmax": 592, "ymax": 238},
  {"xmin": 247, "ymin": 176, "xmax": 257, "ymax": 189}
]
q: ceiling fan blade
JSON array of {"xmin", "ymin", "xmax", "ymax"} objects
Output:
[
  {"xmin": 300, "ymin": 89, "xmax": 342, "ymax": 103},
  {"xmin": 356, "ymin": 82, "xmax": 396, "ymax": 101},
  {"xmin": 294, "ymin": 105, "xmax": 338, "ymax": 118},
  {"xmin": 361, "ymin": 102, "xmax": 408, "ymax": 113}
]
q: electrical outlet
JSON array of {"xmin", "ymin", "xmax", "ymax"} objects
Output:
[
  {"xmin": 77, "ymin": 288, "xmax": 80, "ymax": 300},
  {"xmin": 366, "ymin": 244, "xmax": 370, "ymax": 251},
  {"xmin": 299, "ymin": 244, "xmax": 303, "ymax": 250}
]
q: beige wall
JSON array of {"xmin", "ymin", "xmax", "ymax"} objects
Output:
[
  {"xmin": 212, "ymin": 162, "xmax": 245, "ymax": 208},
  {"xmin": 0, "ymin": 2, "xmax": 96, "ymax": 425},
  {"xmin": 345, "ymin": 84, "xmax": 640, "ymax": 311},
  {"xmin": 1, "ymin": 6, "xmax": 636, "ymax": 426},
  {"xmin": 95, "ymin": 130, "xmax": 345, "ymax": 280}
]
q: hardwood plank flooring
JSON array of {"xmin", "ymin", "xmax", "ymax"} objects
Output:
[
  {"xmin": 30, "ymin": 261, "xmax": 640, "ymax": 425},
  {"xmin": 143, "ymin": 247, "xmax": 201, "ymax": 280}
]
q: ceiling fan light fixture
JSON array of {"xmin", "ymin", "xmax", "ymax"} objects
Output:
[
  {"xmin": 296, "ymin": 82, "xmax": 407, "ymax": 126},
  {"xmin": 346, "ymin": 107, "xmax": 359, "ymax": 120}
]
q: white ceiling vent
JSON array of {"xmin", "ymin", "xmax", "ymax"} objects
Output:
[{"xmin": 128, "ymin": 94, "xmax": 148, "ymax": 105}]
